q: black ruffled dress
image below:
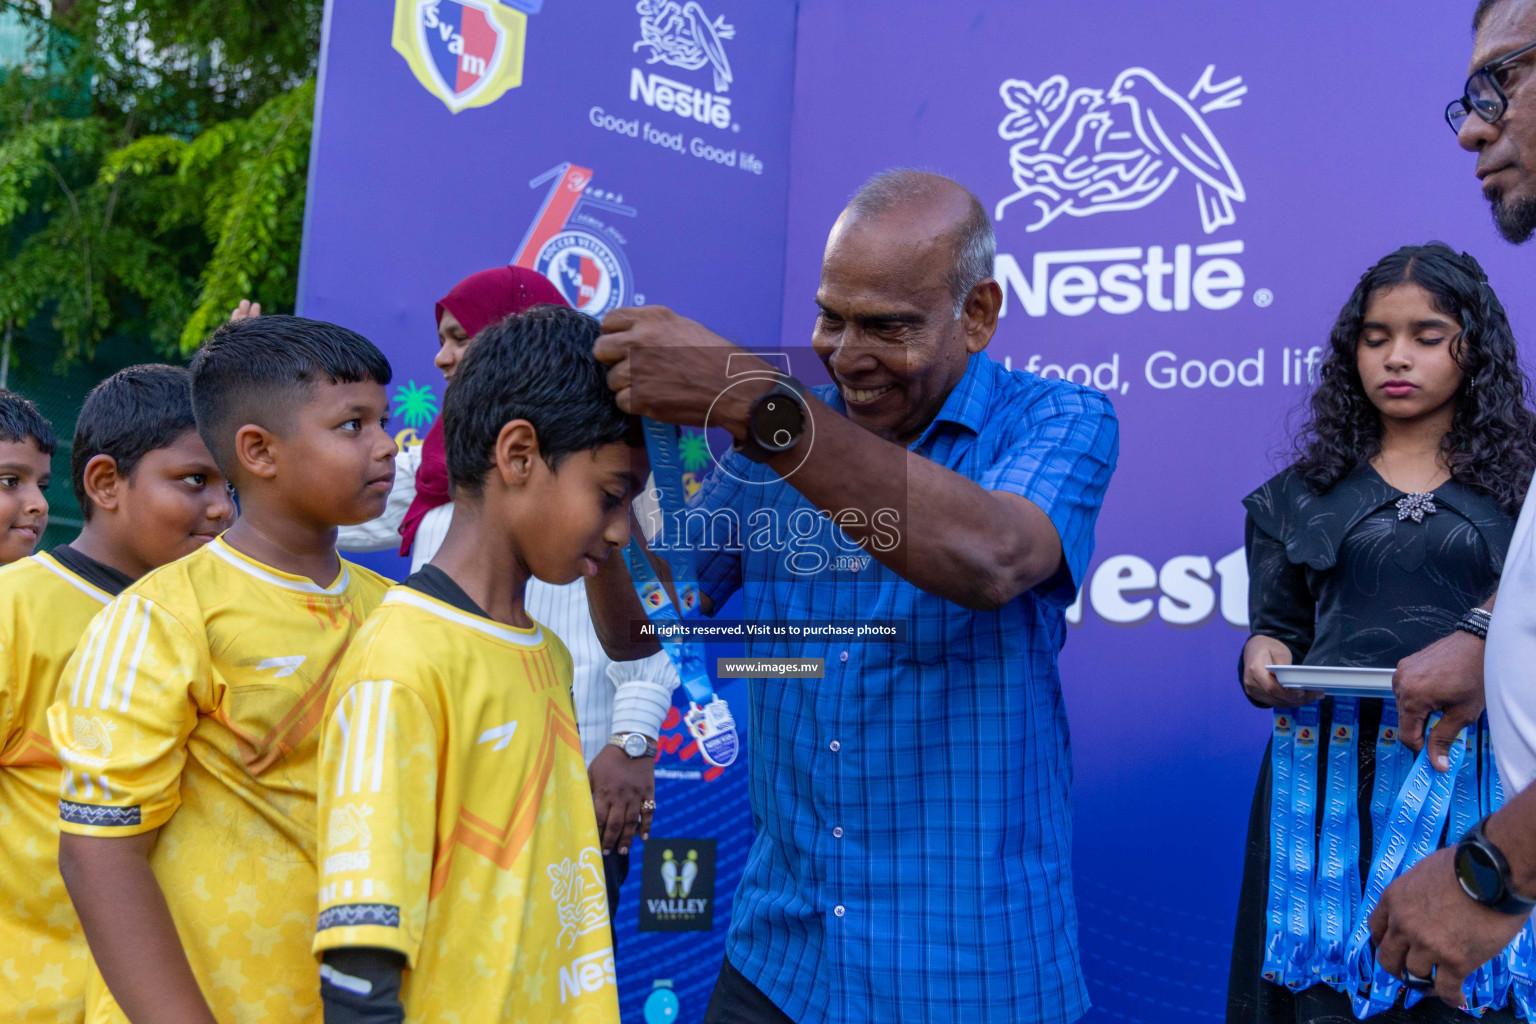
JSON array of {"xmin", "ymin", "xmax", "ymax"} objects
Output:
[{"xmin": 1227, "ymin": 463, "xmax": 1514, "ymax": 1024}]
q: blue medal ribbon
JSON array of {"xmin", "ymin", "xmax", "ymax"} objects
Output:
[
  {"xmin": 1510, "ymin": 921, "xmax": 1536, "ymax": 1019},
  {"xmin": 1264, "ymin": 709, "xmax": 1298, "ymax": 988},
  {"xmin": 1369, "ymin": 703, "xmax": 1405, "ymax": 865},
  {"xmin": 1345, "ymin": 716, "xmax": 1468, "ymax": 1017},
  {"xmin": 1285, "ymin": 703, "xmax": 1322, "ymax": 990},
  {"xmin": 627, "ymin": 418, "xmax": 738, "ymax": 768},
  {"xmin": 1265, "ymin": 699, "xmax": 1527, "ymax": 1016},
  {"xmin": 1315, "ymin": 698, "xmax": 1360, "ymax": 990},
  {"xmin": 1466, "ymin": 717, "xmax": 1515, "ymax": 1016},
  {"xmin": 1264, "ymin": 709, "xmax": 1297, "ymax": 988}
]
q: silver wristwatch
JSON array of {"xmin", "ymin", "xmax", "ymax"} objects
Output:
[{"xmin": 609, "ymin": 732, "xmax": 658, "ymax": 759}]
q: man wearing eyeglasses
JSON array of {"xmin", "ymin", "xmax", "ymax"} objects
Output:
[{"xmin": 1372, "ymin": 0, "xmax": 1536, "ymax": 1010}]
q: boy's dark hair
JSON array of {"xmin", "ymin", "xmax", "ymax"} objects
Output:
[
  {"xmin": 444, "ymin": 305, "xmax": 630, "ymax": 496},
  {"xmin": 189, "ymin": 314, "xmax": 391, "ymax": 476},
  {"xmin": 0, "ymin": 389, "xmax": 56, "ymax": 455},
  {"xmin": 71, "ymin": 365, "xmax": 199, "ymax": 521}
]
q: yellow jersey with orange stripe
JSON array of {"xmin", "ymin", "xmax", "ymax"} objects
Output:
[
  {"xmin": 0, "ymin": 551, "xmax": 122, "ymax": 1023},
  {"xmin": 47, "ymin": 538, "xmax": 390, "ymax": 1024},
  {"xmin": 313, "ymin": 574, "xmax": 619, "ymax": 1023}
]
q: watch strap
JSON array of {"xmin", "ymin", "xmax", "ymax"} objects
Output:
[
  {"xmin": 1457, "ymin": 606, "xmax": 1493, "ymax": 640},
  {"xmin": 1457, "ymin": 816, "xmax": 1536, "ymax": 915},
  {"xmin": 609, "ymin": 732, "xmax": 658, "ymax": 759},
  {"xmin": 733, "ymin": 380, "xmax": 806, "ymax": 464}
]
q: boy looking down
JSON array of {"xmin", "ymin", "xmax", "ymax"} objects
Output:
[{"xmin": 313, "ymin": 305, "xmax": 637, "ymax": 1023}]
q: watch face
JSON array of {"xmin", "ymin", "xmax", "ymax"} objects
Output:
[
  {"xmin": 623, "ymin": 734, "xmax": 649, "ymax": 757},
  {"xmin": 754, "ymin": 393, "xmax": 804, "ymax": 451},
  {"xmin": 1457, "ymin": 842, "xmax": 1503, "ymax": 902}
]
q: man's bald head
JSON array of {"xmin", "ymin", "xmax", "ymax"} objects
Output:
[
  {"xmin": 839, "ymin": 170, "xmax": 995, "ymax": 317},
  {"xmin": 812, "ymin": 171, "xmax": 1002, "ymax": 447}
]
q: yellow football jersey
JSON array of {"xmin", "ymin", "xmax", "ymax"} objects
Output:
[
  {"xmin": 0, "ymin": 552, "xmax": 123, "ymax": 1023},
  {"xmin": 47, "ymin": 537, "xmax": 390, "ymax": 1024},
  {"xmin": 313, "ymin": 577, "xmax": 619, "ymax": 1024}
]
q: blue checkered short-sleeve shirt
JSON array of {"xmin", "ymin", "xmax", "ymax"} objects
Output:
[{"xmin": 684, "ymin": 352, "xmax": 1119, "ymax": 1023}]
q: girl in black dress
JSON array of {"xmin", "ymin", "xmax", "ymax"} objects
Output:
[{"xmin": 1228, "ymin": 243, "xmax": 1536, "ymax": 1024}]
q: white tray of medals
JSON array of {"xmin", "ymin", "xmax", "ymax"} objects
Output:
[{"xmin": 1268, "ymin": 664, "xmax": 1396, "ymax": 698}]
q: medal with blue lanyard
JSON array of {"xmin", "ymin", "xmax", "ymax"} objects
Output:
[
  {"xmin": 1315, "ymin": 698, "xmax": 1361, "ymax": 990},
  {"xmin": 1263, "ymin": 709, "xmax": 1298, "ymax": 988},
  {"xmin": 1264, "ymin": 702, "xmax": 1323, "ymax": 991},
  {"xmin": 1344, "ymin": 715, "xmax": 1467, "ymax": 1017},
  {"xmin": 1265, "ymin": 693, "xmax": 1532, "ymax": 1013},
  {"xmin": 1285, "ymin": 703, "xmax": 1322, "ymax": 990},
  {"xmin": 625, "ymin": 418, "xmax": 738, "ymax": 768}
]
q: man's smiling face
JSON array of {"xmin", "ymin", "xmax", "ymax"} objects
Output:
[{"xmin": 810, "ymin": 201, "xmax": 981, "ymax": 449}]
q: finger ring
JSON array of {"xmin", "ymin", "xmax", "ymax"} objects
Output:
[
  {"xmin": 640, "ymin": 799, "xmax": 656, "ymax": 811},
  {"xmin": 1401, "ymin": 968, "xmax": 1436, "ymax": 991}
]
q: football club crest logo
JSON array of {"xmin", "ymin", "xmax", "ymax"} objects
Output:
[
  {"xmin": 513, "ymin": 163, "xmax": 639, "ymax": 316},
  {"xmin": 393, "ymin": 0, "xmax": 530, "ymax": 113},
  {"xmin": 537, "ymin": 231, "xmax": 626, "ymax": 314}
]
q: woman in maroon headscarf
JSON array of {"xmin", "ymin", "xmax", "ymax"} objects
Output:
[{"xmin": 333, "ymin": 265, "xmax": 568, "ymax": 565}]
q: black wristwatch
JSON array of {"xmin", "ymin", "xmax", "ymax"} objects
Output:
[
  {"xmin": 1455, "ymin": 817, "xmax": 1536, "ymax": 915},
  {"xmin": 732, "ymin": 380, "xmax": 807, "ymax": 464}
]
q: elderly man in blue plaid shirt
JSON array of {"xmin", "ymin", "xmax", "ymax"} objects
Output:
[{"xmin": 592, "ymin": 170, "xmax": 1119, "ymax": 1024}]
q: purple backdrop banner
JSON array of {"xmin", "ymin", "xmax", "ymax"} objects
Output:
[{"xmin": 301, "ymin": 2, "xmax": 1536, "ymax": 1022}]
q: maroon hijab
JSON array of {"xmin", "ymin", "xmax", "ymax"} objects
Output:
[{"xmin": 398, "ymin": 266, "xmax": 570, "ymax": 555}]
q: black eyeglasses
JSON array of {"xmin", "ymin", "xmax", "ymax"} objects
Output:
[{"xmin": 1447, "ymin": 37, "xmax": 1536, "ymax": 133}]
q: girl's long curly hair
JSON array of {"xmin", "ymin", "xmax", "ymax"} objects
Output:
[{"xmin": 1292, "ymin": 242, "xmax": 1536, "ymax": 516}]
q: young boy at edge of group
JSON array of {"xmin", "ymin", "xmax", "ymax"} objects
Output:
[
  {"xmin": 0, "ymin": 389, "xmax": 54, "ymax": 565},
  {"xmin": 0, "ymin": 365, "xmax": 234, "ymax": 1023},
  {"xmin": 47, "ymin": 316, "xmax": 398, "ymax": 1024},
  {"xmin": 313, "ymin": 305, "xmax": 636, "ymax": 1023}
]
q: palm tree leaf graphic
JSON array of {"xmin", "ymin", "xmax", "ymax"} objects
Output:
[
  {"xmin": 679, "ymin": 430, "xmax": 711, "ymax": 473},
  {"xmin": 392, "ymin": 381, "xmax": 440, "ymax": 429}
]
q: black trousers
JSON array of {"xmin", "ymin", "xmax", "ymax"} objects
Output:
[
  {"xmin": 603, "ymin": 848, "xmax": 629, "ymax": 947},
  {"xmin": 703, "ymin": 957, "xmax": 796, "ymax": 1024}
]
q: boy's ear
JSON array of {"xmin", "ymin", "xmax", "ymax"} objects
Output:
[
  {"xmin": 493, "ymin": 420, "xmax": 540, "ymax": 488},
  {"xmin": 80, "ymin": 454, "xmax": 124, "ymax": 515},
  {"xmin": 233, "ymin": 423, "xmax": 280, "ymax": 480}
]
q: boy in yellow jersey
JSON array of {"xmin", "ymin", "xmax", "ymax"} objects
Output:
[
  {"xmin": 313, "ymin": 305, "xmax": 639, "ymax": 1023},
  {"xmin": 0, "ymin": 389, "xmax": 54, "ymax": 564},
  {"xmin": 48, "ymin": 316, "xmax": 398, "ymax": 1024},
  {"xmin": 0, "ymin": 365, "xmax": 234, "ymax": 1023}
]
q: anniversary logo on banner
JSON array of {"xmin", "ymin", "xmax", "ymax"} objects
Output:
[{"xmin": 511, "ymin": 161, "xmax": 639, "ymax": 315}]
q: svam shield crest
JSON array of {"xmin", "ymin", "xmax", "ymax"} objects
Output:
[{"xmin": 394, "ymin": 0, "xmax": 528, "ymax": 113}]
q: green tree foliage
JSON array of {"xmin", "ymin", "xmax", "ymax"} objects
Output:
[{"xmin": 0, "ymin": 0, "xmax": 323, "ymax": 367}]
